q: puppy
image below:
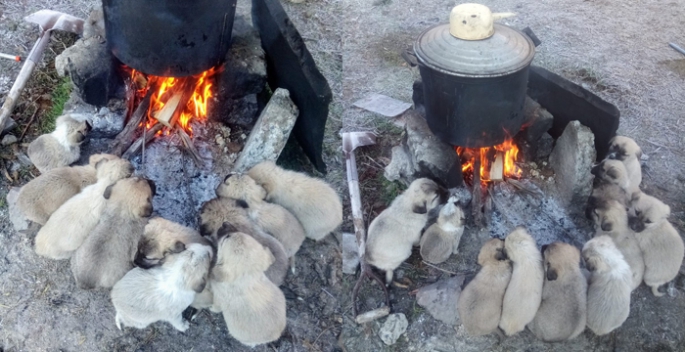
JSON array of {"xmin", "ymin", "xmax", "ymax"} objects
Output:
[
  {"xmin": 592, "ymin": 199, "xmax": 644, "ymax": 290},
  {"xmin": 111, "ymin": 242, "xmax": 213, "ymax": 331},
  {"xmin": 71, "ymin": 177, "xmax": 154, "ymax": 289},
  {"xmin": 135, "ymin": 217, "xmax": 212, "ymax": 269},
  {"xmin": 527, "ymin": 242, "xmax": 587, "ymax": 341},
  {"xmin": 586, "ymin": 159, "xmax": 633, "ymax": 219},
  {"xmin": 499, "ymin": 227, "xmax": 544, "ymax": 336},
  {"xmin": 248, "ymin": 161, "xmax": 342, "ymax": 240},
  {"xmin": 583, "ymin": 236, "xmax": 632, "ymax": 335},
  {"xmin": 27, "ymin": 114, "xmax": 91, "ymax": 173},
  {"xmin": 629, "ymin": 193, "xmax": 684, "ymax": 296},
  {"xmin": 607, "ymin": 136, "xmax": 642, "ymax": 195},
  {"xmin": 366, "ymin": 178, "xmax": 444, "ymax": 284},
  {"xmin": 199, "ymin": 198, "xmax": 289, "ymax": 285},
  {"xmin": 34, "ymin": 158, "xmax": 133, "ymax": 259},
  {"xmin": 216, "ymin": 174, "xmax": 306, "ymax": 258},
  {"xmin": 211, "ymin": 228, "xmax": 286, "ymax": 347},
  {"xmin": 457, "ymin": 239, "xmax": 512, "ymax": 336},
  {"xmin": 419, "ymin": 196, "xmax": 465, "ymax": 264},
  {"xmin": 17, "ymin": 153, "xmax": 119, "ymax": 225}
]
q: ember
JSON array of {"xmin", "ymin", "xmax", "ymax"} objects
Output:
[
  {"xmin": 127, "ymin": 66, "xmax": 220, "ymax": 137},
  {"xmin": 456, "ymin": 138, "xmax": 522, "ymax": 184}
]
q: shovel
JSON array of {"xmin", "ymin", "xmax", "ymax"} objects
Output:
[
  {"xmin": 0, "ymin": 10, "xmax": 85, "ymax": 132},
  {"xmin": 342, "ymin": 131, "xmax": 391, "ymax": 323}
]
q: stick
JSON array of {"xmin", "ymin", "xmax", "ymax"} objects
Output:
[
  {"xmin": 19, "ymin": 107, "xmax": 39, "ymax": 142},
  {"xmin": 421, "ymin": 261, "xmax": 457, "ymax": 275},
  {"xmin": 122, "ymin": 123, "xmax": 163, "ymax": 159},
  {"xmin": 111, "ymin": 85, "xmax": 156, "ymax": 156},
  {"xmin": 471, "ymin": 157, "xmax": 484, "ymax": 226}
]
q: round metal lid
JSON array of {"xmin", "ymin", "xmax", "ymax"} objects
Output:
[{"xmin": 414, "ymin": 23, "xmax": 535, "ymax": 78}]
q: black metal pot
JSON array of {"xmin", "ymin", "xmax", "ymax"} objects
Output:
[
  {"xmin": 103, "ymin": 0, "xmax": 238, "ymax": 77},
  {"xmin": 414, "ymin": 22, "xmax": 536, "ymax": 148}
]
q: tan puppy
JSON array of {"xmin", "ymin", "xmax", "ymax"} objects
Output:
[
  {"xmin": 34, "ymin": 158, "xmax": 133, "ymax": 259},
  {"xmin": 27, "ymin": 114, "xmax": 91, "ymax": 173},
  {"xmin": 216, "ymin": 174, "xmax": 306, "ymax": 258},
  {"xmin": 71, "ymin": 177, "xmax": 154, "ymax": 289},
  {"xmin": 499, "ymin": 227, "xmax": 544, "ymax": 336},
  {"xmin": 457, "ymin": 239, "xmax": 512, "ymax": 336},
  {"xmin": 135, "ymin": 217, "xmax": 212, "ymax": 269},
  {"xmin": 590, "ymin": 160, "xmax": 632, "ymax": 204},
  {"xmin": 366, "ymin": 178, "xmax": 445, "ymax": 284},
  {"xmin": 629, "ymin": 193, "xmax": 684, "ymax": 296},
  {"xmin": 248, "ymin": 161, "xmax": 342, "ymax": 240},
  {"xmin": 608, "ymin": 136, "xmax": 642, "ymax": 195},
  {"xmin": 419, "ymin": 196, "xmax": 465, "ymax": 264},
  {"xmin": 583, "ymin": 235, "xmax": 632, "ymax": 335},
  {"xmin": 17, "ymin": 153, "xmax": 119, "ymax": 225},
  {"xmin": 211, "ymin": 229, "xmax": 286, "ymax": 347},
  {"xmin": 592, "ymin": 199, "xmax": 644, "ymax": 290},
  {"xmin": 111, "ymin": 242, "xmax": 212, "ymax": 331},
  {"xmin": 198, "ymin": 198, "xmax": 289, "ymax": 285},
  {"xmin": 527, "ymin": 242, "xmax": 587, "ymax": 341}
]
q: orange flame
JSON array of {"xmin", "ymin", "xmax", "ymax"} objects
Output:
[
  {"xmin": 128, "ymin": 66, "xmax": 218, "ymax": 137},
  {"xmin": 456, "ymin": 138, "xmax": 521, "ymax": 183}
]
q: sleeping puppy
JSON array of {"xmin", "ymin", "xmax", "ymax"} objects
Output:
[
  {"xmin": 71, "ymin": 177, "xmax": 154, "ymax": 289},
  {"xmin": 28, "ymin": 114, "xmax": 91, "ymax": 173},
  {"xmin": 17, "ymin": 153, "xmax": 119, "ymax": 225},
  {"xmin": 34, "ymin": 158, "xmax": 133, "ymax": 259},
  {"xmin": 366, "ymin": 178, "xmax": 445, "ymax": 284},
  {"xmin": 199, "ymin": 198, "xmax": 289, "ymax": 286},
  {"xmin": 628, "ymin": 193, "xmax": 684, "ymax": 296},
  {"xmin": 419, "ymin": 196, "xmax": 465, "ymax": 264},
  {"xmin": 586, "ymin": 159, "xmax": 632, "ymax": 219},
  {"xmin": 210, "ymin": 227, "xmax": 286, "ymax": 347},
  {"xmin": 527, "ymin": 242, "xmax": 587, "ymax": 342},
  {"xmin": 111, "ymin": 242, "xmax": 213, "ymax": 331},
  {"xmin": 592, "ymin": 199, "xmax": 644, "ymax": 290},
  {"xmin": 135, "ymin": 217, "xmax": 212, "ymax": 269},
  {"xmin": 248, "ymin": 161, "xmax": 342, "ymax": 240},
  {"xmin": 583, "ymin": 235, "xmax": 632, "ymax": 335},
  {"xmin": 499, "ymin": 227, "xmax": 544, "ymax": 336},
  {"xmin": 457, "ymin": 239, "xmax": 512, "ymax": 336},
  {"xmin": 607, "ymin": 136, "xmax": 642, "ymax": 195},
  {"xmin": 216, "ymin": 174, "xmax": 306, "ymax": 258}
]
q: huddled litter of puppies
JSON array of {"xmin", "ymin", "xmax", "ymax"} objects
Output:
[
  {"xmin": 366, "ymin": 135, "xmax": 683, "ymax": 341},
  {"xmin": 18, "ymin": 127, "xmax": 343, "ymax": 348}
]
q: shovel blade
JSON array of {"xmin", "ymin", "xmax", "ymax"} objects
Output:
[
  {"xmin": 342, "ymin": 131, "xmax": 377, "ymax": 155},
  {"xmin": 25, "ymin": 10, "xmax": 84, "ymax": 34}
]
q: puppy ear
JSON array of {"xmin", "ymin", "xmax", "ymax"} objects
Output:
[
  {"xmin": 199, "ymin": 223, "xmax": 213, "ymax": 237},
  {"xmin": 171, "ymin": 241, "xmax": 186, "ymax": 254},
  {"xmin": 600, "ymin": 219, "xmax": 613, "ymax": 232},
  {"xmin": 420, "ymin": 181, "xmax": 438, "ymax": 195},
  {"xmin": 412, "ymin": 202, "xmax": 427, "ymax": 214},
  {"xmin": 95, "ymin": 158, "xmax": 107, "ymax": 170},
  {"xmin": 606, "ymin": 167, "xmax": 619, "ymax": 180},
  {"xmin": 494, "ymin": 248, "xmax": 507, "ymax": 261},
  {"xmin": 223, "ymin": 173, "xmax": 233, "ymax": 182},
  {"xmin": 590, "ymin": 163, "xmax": 601, "ymax": 176},
  {"xmin": 192, "ymin": 277, "xmax": 207, "ymax": 293},
  {"xmin": 85, "ymin": 120, "xmax": 93, "ymax": 131},
  {"xmin": 217, "ymin": 222, "xmax": 238, "ymax": 238},
  {"xmin": 236, "ymin": 199, "xmax": 249, "ymax": 209},
  {"xmin": 103, "ymin": 183, "xmax": 116, "ymax": 199},
  {"xmin": 546, "ymin": 268, "xmax": 558, "ymax": 281},
  {"xmin": 139, "ymin": 203, "xmax": 153, "ymax": 218}
]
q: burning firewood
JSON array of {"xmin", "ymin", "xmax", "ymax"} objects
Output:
[
  {"xmin": 489, "ymin": 152, "xmax": 504, "ymax": 182},
  {"xmin": 111, "ymin": 84, "xmax": 157, "ymax": 156},
  {"xmin": 152, "ymin": 91, "xmax": 183, "ymax": 128}
]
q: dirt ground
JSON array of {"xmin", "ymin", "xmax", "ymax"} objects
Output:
[
  {"xmin": 340, "ymin": 0, "xmax": 685, "ymax": 351},
  {"xmin": 0, "ymin": 0, "xmax": 343, "ymax": 351}
]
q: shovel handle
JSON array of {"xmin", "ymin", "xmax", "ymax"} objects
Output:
[{"xmin": 0, "ymin": 31, "xmax": 51, "ymax": 132}]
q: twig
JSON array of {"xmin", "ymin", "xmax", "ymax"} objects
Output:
[
  {"xmin": 421, "ymin": 261, "xmax": 457, "ymax": 275},
  {"xmin": 669, "ymin": 42, "xmax": 685, "ymax": 56},
  {"xmin": 177, "ymin": 128, "xmax": 204, "ymax": 166},
  {"xmin": 19, "ymin": 107, "xmax": 39, "ymax": 142},
  {"xmin": 111, "ymin": 84, "xmax": 157, "ymax": 156},
  {"xmin": 122, "ymin": 123, "xmax": 163, "ymax": 159}
]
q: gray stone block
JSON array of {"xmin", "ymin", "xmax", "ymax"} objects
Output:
[
  {"xmin": 233, "ymin": 88, "xmax": 298, "ymax": 172},
  {"xmin": 7, "ymin": 187, "xmax": 29, "ymax": 234},
  {"xmin": 549, "ymin": 121, "xmax": 596, "ymax": 215},
  {"xmin": 415, "ymin": 275, "xmax": 465, "ymax": 326}
]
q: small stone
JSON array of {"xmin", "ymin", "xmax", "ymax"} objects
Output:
[
  {"xmin": 215, "ymin": 134, "xmax": 226, "ymax": 148},
  {"xmin": 7, "ymin": 187, "xmax": 30, "ymax": 233},
  {"xmin": 415, "ymin": 275, "xmax": 464, "ymax": 326},
  {"xmin": 384, "ymin": 145, "xmax": 414, "ymax": 183},
  {"xmin": 2, "ymin": 134, "xmax": 18, "ymax": 145},
  {"xmin": 531, "ymin": 169, "xmax": 540, "ymax": 177},
  {"xmin": 342, "ymin": 233, "xmax": 359, "ymax": 275},
  {"xmin": 241, "ymin": 133, "xmax": 247, "ymax": 140},
  {"xmin": 378, "ymin": 313, "xmax": 408, "ymax": 345}
]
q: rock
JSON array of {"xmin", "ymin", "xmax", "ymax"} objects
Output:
[
  {"xmin": 253, "ymin": 0, "xmax": 332, "ymax": 172},
  {"xmin": 7, "ymin": 187, "xmax": 29, "ymax": 234},
  {"xmin": 342, "ymin": 233, "xmax": 359, "ymax": 275},
  {"xmin": 415, "ymin": 276, "xmax": 465, "ymax": 326},
  {"xmin": 378, "ymin": 313, "xmax": 408, "ymax": 345},
  {"xmin": 63, "ymin": 94, "xmax": 126, "ymax": 138},
  {"xmin": 384, "ymin": 109, "xmax": 462, "ymax": 187},
  {"xmin": 55, "ymin": 36, "xmax": 121, "ymax": 107},
  {"xmin": 1, "ymin": 118, "xmax": 17, "ymax": 136},
  {"xmin": 536, "ymin": 132, "xmax": 554, "ymax": 159},
  {"xmin": 2, "ymin": 134, "xmax": 17, "ymax": 145},
  {"xmin": 549, "ymin": 121, "xmax": 596, "ymax": 215},
  {"xmin": 233, "ymin": 88, "xmax": 298, "ymax": 172},
  {"xmin": 516, "ymin": 97, "xmax": 554, "ymax": 161},
  {"xmin": 82, "ymin": 8, "xmax": 105, "ymax": 40}
]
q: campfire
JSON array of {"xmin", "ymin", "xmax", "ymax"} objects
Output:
[{"xmin": 456, "ymin": 137, "xmax": 522, "ymax": 185}]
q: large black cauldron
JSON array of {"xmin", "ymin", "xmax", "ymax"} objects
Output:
[{"xmin": 103, "ymin": 0, "xmax": 237, "ymax": 77}]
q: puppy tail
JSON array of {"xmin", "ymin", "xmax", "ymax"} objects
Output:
[{"xmin": 115, "ymin": 313, "xmax": 123, "ymax": 330}]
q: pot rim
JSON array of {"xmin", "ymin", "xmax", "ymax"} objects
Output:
[{"xmin": 414, "ymin": 23, "xmax": 536, "ymax": 78}]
